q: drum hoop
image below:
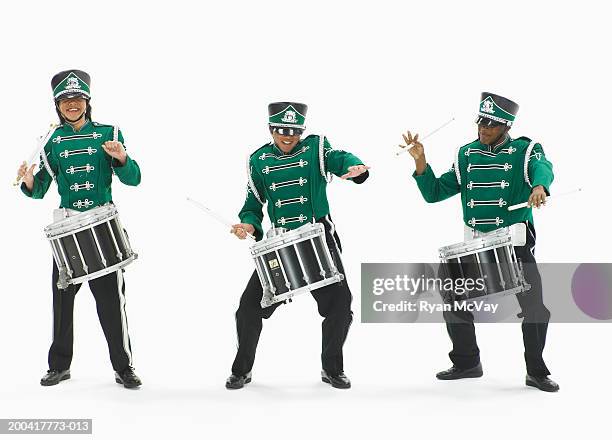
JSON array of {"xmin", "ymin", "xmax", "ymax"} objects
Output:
[
  {"xmin": 45, "ymin": 205, "xmax": 118, "ymax": 237},
  {"xmin": 63, "ymin": 254, "xmax": 137, "ymax": 286},
  {"xmin": 439, "ymin": 234, "xmax": 512, "ymax": 258},
  {"xmin": 46, "ymin": 214, "xmax": 120, "ymax": 240},
  {"xmin": 251, "ymin": 234, "xmax": 324, "ymax": 257},
  {"xmin": 440, "ymin": 241, "xmax": 514, "ymax": 261},
  {"xmin": 260, "ymin": 274, "xmax": 344, "ymax": 308},
  {"xmin": 250, "ymin": 223, "xmax": 325, "ymax": 254},
  {"xmin": 457, "ymin": 283, "xmax": 530, "ymax": 303}
]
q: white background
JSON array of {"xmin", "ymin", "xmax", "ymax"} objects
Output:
[{"xmin": 1, "ymin": 0, "xmax": 610, "ymax": 438}]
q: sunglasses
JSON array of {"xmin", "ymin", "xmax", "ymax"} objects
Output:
[
  {"xmin": 272, "ymin": 127, "xmax": 303, "ymax": 136},
  {"xmin": 475, "ymin": 116, "xmax": 505, "ymax": 127}
]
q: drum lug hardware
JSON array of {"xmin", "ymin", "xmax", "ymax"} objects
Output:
[
  {"xmin": 57, "ymin": 268, "xmax": 70, "ymax": 290},
  {"xmin": 518, "ymin": 259, "xmax": 526, "ymax": 281}
]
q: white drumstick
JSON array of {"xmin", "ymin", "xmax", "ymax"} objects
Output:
[
  {"xmin": 187, "ymin": 197, "xmax": 256, "ymax": 240},
  {"xmin": 13, "ymin": 123, "xmax": 57, "ymax": 186},
  {"xmin": 396, "ymin": 117, "xmax": 455, "ymax": 156},
  {"xmin": 507, "ymin": 188, "xmax": 583, "ymax": 211}
]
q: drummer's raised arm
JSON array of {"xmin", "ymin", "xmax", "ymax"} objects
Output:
[{"xmin": 20, "ymin": 148, "xmax": 56, "ymax": 200}]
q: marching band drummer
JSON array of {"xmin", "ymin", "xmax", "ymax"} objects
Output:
[
  {"xmin": 402, "ymin": 93, "xmax": 559, "ymax": 392},
  {"xmin": 16, "ymin": 70, "xmax": 143, "ymax": 388},
  {"xmin": 226, "ymin": 102, "xmax": 370, "ymax": 390}
]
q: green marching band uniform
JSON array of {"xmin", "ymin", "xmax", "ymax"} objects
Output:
[
  {"xmin": 413, "ymin": 95, "xmax": 553, "ymax": 232},
  {"xmin": 21, "ymin": 70, "xmax": 142, "ymax": 388},
  {"xmin": 227, "ymin": 102, "xmax": 368, "ymax": 390},
  {"xmin": 240, "ymin": 114, "xmax": 366, "ymax": 239},
  {"xmin": 412, "ymin": 93, "xmax": 558, "ymax": 391}
]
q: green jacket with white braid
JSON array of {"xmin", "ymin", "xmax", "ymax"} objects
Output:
[
  {"xmin": 21, "ymin": 121, "xmax": 141, "ymax": 210},
  {"xmin": 239, "ymin": 134, "xmax": 368, "ymax": 240},
  {"xmin": 413, "ymin": 136, "xmax": 554, "ymax": 233}
]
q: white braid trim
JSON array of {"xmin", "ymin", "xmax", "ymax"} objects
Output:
[
  {"xmin": 454, "ymin": 146, "xmax": 462, "ymax": 185},
  {"xmin": 246, "ymin": 155, "xmax": 264, "ymax": 205},
  {"xmin": 319, "ymin": 135, "xmax": 333, "ymax": 183},
  {"xmin": 523, "ymin": 140, "xmax": 537, "ymax": 187}
]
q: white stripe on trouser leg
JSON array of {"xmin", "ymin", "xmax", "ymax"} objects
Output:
[
  {"xmin": 526, "ymin": 221, "xmax": 536, "ymax": 257},
  {"xmin": 324, "ymin": 215, "xmax": 341, "ymax": 255},
  {"xmin": 116, "ymin": 270, "xmax": 133, "ymax": 366},
  {"xmin": 234, "ymin": 311, "xmax": 239, "ymax": 350}
]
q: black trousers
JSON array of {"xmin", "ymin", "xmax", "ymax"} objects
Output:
[
  {"xmin": 231, "ymin": 216, "xmax": 353, "ymax": 376},
  {"xmin": 49, "ymin": 263, "xmax": 133, "ymax": 372},
  {"xmin": 442, "ymin": 222, "xmax": 551, "ymax": 377}
]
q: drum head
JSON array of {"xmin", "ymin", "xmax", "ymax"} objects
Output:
[
  {"xmin": 45, "ymin": 205, "xmax": 118, "ymax": 239},
  {"xmin": 250, "ymin": 223, "xmax": 324, "ymax": 256}
]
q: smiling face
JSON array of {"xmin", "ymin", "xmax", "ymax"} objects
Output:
[
  {"xmin": 58, "ymin": 97, "xmax": 87, "ymax": 123},
  {"xmin": 272, "ymin": 130, "xmax": 301, "ymax": 153},
  {"xmin": 478, "ymin": 121, "xmax": 508, "ymax": 145}
]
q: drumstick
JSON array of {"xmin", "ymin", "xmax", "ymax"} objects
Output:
[
  {"xmin": 186, "ymin": 197, "xmax": 256, "ymax": 240},
  {"xmin": 13, "ymin": 123, "xmax": 57, "ymax": 186},
  {"xmin": 396, "ymin": 117, "xmax": 455, "ymax": 156},
  {"xmin": 507, "ymin": 188, "xmax": 583, "ymax": 211}
]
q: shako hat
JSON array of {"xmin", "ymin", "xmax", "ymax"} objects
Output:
[
  {"xmin": 51, "ymin": 70, "xmax": 91, "ymax": 101},
  {"xmin": 268, "ymin": 102, "xmax": 307, "ymax": 131},
  {"xmin": 476, "ymin": 92, "xmax": 518, "ymax": 126}
]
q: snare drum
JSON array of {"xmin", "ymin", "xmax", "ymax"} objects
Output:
[
  {"xmin": 45, "ymin": 205, "xmax": 138, "ymax": 289},
  {"xmin": 438, "ymin": 229, "xmax": 530, "ymax": 302},
  {"xmin": 251, "ymin": 223, "xmax": 344, "ymax": 308}
]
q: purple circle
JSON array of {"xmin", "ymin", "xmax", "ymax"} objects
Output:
[{"xmin": 571, "ymin": 264, "xmax": 612, "ymax": 320}]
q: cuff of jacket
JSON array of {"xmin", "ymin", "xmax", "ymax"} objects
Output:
[
  {"xmin": 20, "ymin": 181, "xmax": 34, "ymax": 198},
  {"xmin": 113, "ymin": 156, "xmax": 137, "ymax": 178},
  {"xmin": 352, "ymin": 169, "xmax": 369, "ymax": 184}
]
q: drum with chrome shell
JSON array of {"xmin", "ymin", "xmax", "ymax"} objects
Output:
[
  {"xmin": 438, "ymin": 229, "xmax": 530, "ymax": 302},
  {"xmin": 44, "ymin": 205, "xmax": 137, "ymax": 289},
  {"xmin": 251, "ymin": 223, "xmax": 344, "ymax": 308}
]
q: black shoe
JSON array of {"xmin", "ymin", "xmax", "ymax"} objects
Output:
[
  {"xmin": 225, "ymin": 372, "xmax": 252, "ymax": 390},
  {"xmin": 321, "ymin": 370, "xmax": 351, "ymax": 389},
  {"xmin": 40, "ymin": 369, "xmax": 71, "ymax": 386},
  {"xmin": 436, "ymin": 363, "xmax": 483, "ymax": 380},
  {"xmin": 115, "ymin": 366, "xmax": 142, "ymax": 389},
  {"xmin": 526, "ymin": 375, "xmax": 559, "ymax": 392}
]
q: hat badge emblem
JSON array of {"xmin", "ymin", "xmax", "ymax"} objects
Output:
[
  {"xmin": 65, "ymin": 77, "xmax": 81, "ymax": 90},
  {"xmin": 281, "ymin": 110, "xmax": 297, "ymax": 123},
  {"xmin": 481, "ymin": 99, "xmax": 495, "ymax": 114}
]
